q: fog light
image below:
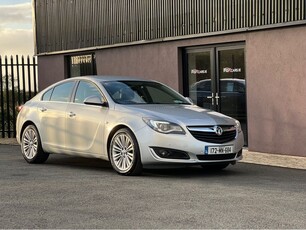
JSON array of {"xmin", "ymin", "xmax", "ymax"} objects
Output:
[
  {"xmin": 159, "ymin": 149, "xmax": 170, "ymax": 158},
  {"xmin": 236, "ymin": 149, "xmax": 243, "ymax": 158},
  {"xmin": 151, "ymin": 147, "xmax": 190, "ymax": 159}
]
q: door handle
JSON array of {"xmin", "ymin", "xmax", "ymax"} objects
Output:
[
  {"xmin": 39, "ymin": 107, "xmax": 47, "ymax": 112},
  {"xmin": 206, "ymin": 93, "xmax": 214, "ymax": 106},
  {"xmin": 215, "ymin": 93, "xmax": 220, "ymax": 106},
  {"xmin": 69, "ymin": 112, "xmax": 76, "ymax": 118}
]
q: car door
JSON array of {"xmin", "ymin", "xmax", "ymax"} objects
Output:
[
  {"xmin": 39, "ymin": 81, "xmax": 76, "ymax": 152},
  {"xmin": 65, "ymin": 80, "xmax": 108, "ymax": 156}
]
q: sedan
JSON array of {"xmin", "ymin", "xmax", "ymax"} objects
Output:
[{"xmin": 16, "ymin": 76, "xmax": 244, "ymax": 175}]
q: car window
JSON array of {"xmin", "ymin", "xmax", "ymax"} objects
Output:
[
  {"xmin": 220, "ymin": 81, "xmax": 234, "ymax": 92},
  {"xmin": 235, "ymin": 82, "xmax": 245, "ymax": 93},
  {"xmin": 103, "ymin": 81, "xmax": 189, "ymax": 105},
  {"xmin": 74, "ymin": 81, "xmax": 102, "ymax": 104},
  {"xmin": 50, "ymin": 82, "xmax": 75, "ymax": 102},
  {"xmin": 197, "ymin": 81, "xmax": 211, "ymax": 91},
  {"xmin": 42, "ymin": 88, "xmax": 53, "ymax": 101},
  {"xmin": 146, "ymin": 86, "xmax": 178, "ymax": 104},
  {"xmin": 103, "ymin": 81, "xmax": 145, "ymax": 104}
]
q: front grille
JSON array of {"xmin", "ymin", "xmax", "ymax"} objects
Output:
[
  {"xmin": 196, "ymin": 153, "xmax": 236, "ymax": 161},
  {"xmin": 187, "ymin": 126, "xmax": 237, "ymax": 144}
]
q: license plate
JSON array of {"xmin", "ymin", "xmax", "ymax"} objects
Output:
[{"xmin": 205, "ymin": 146, "xmax": 233, "ymax": 154}]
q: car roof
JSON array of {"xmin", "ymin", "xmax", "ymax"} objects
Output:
[
  {"xmin": 34, "ymin": 75, "xmax": 159, "ymax": 102},
  {"xmin": 72, "ymin": 75, "xmax": 151, "ymax": 82}
]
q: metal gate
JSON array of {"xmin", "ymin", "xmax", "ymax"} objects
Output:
[{"xmin": 0, "ymin": 55, "xmax": 38, "ymax": 138}]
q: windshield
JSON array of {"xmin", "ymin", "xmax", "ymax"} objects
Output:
[{"xmin": 102, "ymin": 81, "xmax": 190, "ymax": 105}]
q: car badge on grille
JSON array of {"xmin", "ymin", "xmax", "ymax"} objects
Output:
[{"xmin": 214, "ymin": 126, "xmax": 223, "ymax": 136}]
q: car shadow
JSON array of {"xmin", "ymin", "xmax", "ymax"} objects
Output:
[
  {"xmin": 43, "ymin": 154, "xmax": 248, "ymax": 178},
  {"xmin": 142, "ymin": 166, "xmax": 242, "ymax": 178},
  {"xmin": 45, "ymin": 154, "xmax": 113, "ymax": 172}
]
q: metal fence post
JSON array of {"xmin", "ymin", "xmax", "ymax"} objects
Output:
[
  {"xmin": 0, "ymin": 56, "xmax": 4, "ymax": 138},
  {"xmin": 0, "ymin": 55, "xmax": 38, "ymax": 138}
]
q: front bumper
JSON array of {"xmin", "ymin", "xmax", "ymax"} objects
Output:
[{"xmin": 134, "ymin": 125, "xmax": 244, "ymax": 167}]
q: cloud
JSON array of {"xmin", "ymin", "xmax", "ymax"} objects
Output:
[
  {"xmin": 0, "ymin": 28, "xmax": 34, "ymax": 56},
  {"xmin": 0, "ymin": 3, "xmax": 34, "ymax": 56},
  {"xmin": 0, "ymin": 3, "xmax": 32, "ymax": 29}
]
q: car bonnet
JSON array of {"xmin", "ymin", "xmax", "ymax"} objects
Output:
[{"xmin": 124, "ymin": 104, "xmax": 236, "ymax": 126}]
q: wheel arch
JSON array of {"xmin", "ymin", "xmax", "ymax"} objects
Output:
[
  {"xmin": 106, "ymin": 124, "xmax": 132, "ymax": 158},
  {"xmin": 106, "ymin": 124, "xmax": 143, "ymax": 175},
  {"xmin": 19, "ymin": 121, "xmax": 38, "ymax": 142}
]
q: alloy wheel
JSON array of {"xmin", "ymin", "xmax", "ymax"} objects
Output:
[
  {"xmin": 22, "ymin": 127, "xmax": 38, "ymax": 160},
  {"xmin": 111, "ymin": 132, "xmax": 135, "ymax": 172}
]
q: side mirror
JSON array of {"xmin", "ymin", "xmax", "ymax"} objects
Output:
[{"xmin": 84, "ymin": 96, "xmax": 108, "ymax": 107}]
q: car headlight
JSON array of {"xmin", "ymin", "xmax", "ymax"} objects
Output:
[
  {"xmin": 143, "ymin": 118, "xmax": 185, "ymax": 134},
  {"xmin": 235, "ymin": 120, "xmax": 242, "ymax": 133}
]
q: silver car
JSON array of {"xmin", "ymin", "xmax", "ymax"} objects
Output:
[{"xmin": 16, "ymin": 76, "xmax": 244, "ymax": 175}]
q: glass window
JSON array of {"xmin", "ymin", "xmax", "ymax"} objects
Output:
[
  {"xmin": 103, "ymin": 81, "xmax": 189, "ymax": 105},
  {"xmin": 50, "ymin": 82, "xmax": 75, "ymax": 102},
  {"xmin": 74, "ymin": 81, "xmax": 102, "ymax": 104},
  {"xmin": 220, "ymin": 81, "xmax": 235, "ymax": 92},
  {"xmin": 235, "ymin": 82, "xmax": 245, "ymax": 93},
  {"xmin": 42, "ymin": 88, "xmax": 53, "ymax": 101},
  {"xmin": 68, "ymin": 54, "xmax": 97, "ymax": 78},
  {"xmin": 187, "ymin": 50, "xmax": 213, "ymax": 109},
  {"xmin": 219, "ymin": 48, "xmax": 245, "ymax": 80},
  {"xmin": 194, "ymin": 80, "xmax": 211, "ymax": 92},
  {"xmin": 146, "ymin": 86, "xmax": 178, "ymax": 104}
]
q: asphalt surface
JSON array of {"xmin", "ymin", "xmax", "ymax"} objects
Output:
[{"xmin": 0, "ymin": 145, "xmax": 306, "ymax": 229}]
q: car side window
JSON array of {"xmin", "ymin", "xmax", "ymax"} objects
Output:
[
  {"xmin": 50, "ymin": 82, "xmax": 75, "ymax": 102},
  {"xmin": 221, "ymin": 81, "xmax": 234, "ymax": 92},
  {"xmin": 42, "ymin": 88, "xmax": 53, "ymax": 101},
  {"xmin": 235, "ymin": 82, "xmax": 245, "ymax": 93},
  {"xmin": 197, "ymin": 81, "xmax": 211, "ymax": 91},
  {"xmin": 74, "ymin": 81, "xmax": 102, "ymax": 104}
]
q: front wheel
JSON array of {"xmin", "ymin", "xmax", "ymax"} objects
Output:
[
  {"xmin": 109, "ymin": 128, "xmax": 142, "ymax": 176},
  {"xmin": 21, "ymin": 124, "xmax": 49, "ymax": 164}
]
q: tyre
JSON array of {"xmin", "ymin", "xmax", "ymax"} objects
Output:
[
  {"xmin": 109, "ymin": 128, "xmax": 142, "ymax": 176},
  {"xmin": 21, "ymin": 124, "xmax": 49, "ymax": 164},
  {"xmin": 201, "ymin": 162, "xmax": 230, "ymax": 171}
]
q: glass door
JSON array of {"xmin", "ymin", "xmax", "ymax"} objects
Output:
[
  {"xmin": 217, "ymin": 47, "xmax": 247, "ymax": 144},
  {"xmin": 187, "ymin": 49, "xmax": 216, "ymax": 110},
  {"xmin": 216, "ymin": 47, "xmax": 246, "ymax": 118},
  {"xmin": 185, "ymin": 45, "xmax": 247, "ymax": 145}
]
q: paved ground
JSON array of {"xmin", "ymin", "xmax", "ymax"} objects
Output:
[{"xmin": 0, "ymin": 145, "xmax": 306, "ymax": 229}]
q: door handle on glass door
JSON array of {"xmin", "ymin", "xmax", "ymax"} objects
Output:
[
  {"xmin": 206, "ymin": 93, "xmax": 214, "ymax": 106},
  {"xmin": 215, "ymin": 93, "xmax": 220, "ymax": 106}
]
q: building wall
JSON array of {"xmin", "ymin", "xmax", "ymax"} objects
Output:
[
  {"xmin": 246, "ymin": 26, "xmax": 306, "ymax": 156},
  {"xmin": 38, "ymin": 55, "xmax": 66, "ymax": 90},
  {"xmin": 95, "ymin": 33, "xmax": 247, "ymax": 91},
  {"xmin": 37, "ymin": 25, "xmax": 306, "ymax": 156},
  {"xmin": 95, "ymin": 44, "xmax": 181, "ymax": 90}
]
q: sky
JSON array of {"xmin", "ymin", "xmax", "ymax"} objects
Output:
[{"xmin": 0, "ymin": 0, "xmax": 34, "ymax": 57}]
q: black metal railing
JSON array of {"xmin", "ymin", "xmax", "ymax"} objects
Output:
[{"xmin": 0, "ymin": 55, "xmax": 38, "ymax": 138}]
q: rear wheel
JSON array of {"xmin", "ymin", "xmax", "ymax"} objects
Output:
[
  {"xmin": 109, "ymin": 128, "xmax": 142, "ymax": 176},
  {"xmin": 21, "ymin": 124, "xmax": 49, "ymax": 164}
]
